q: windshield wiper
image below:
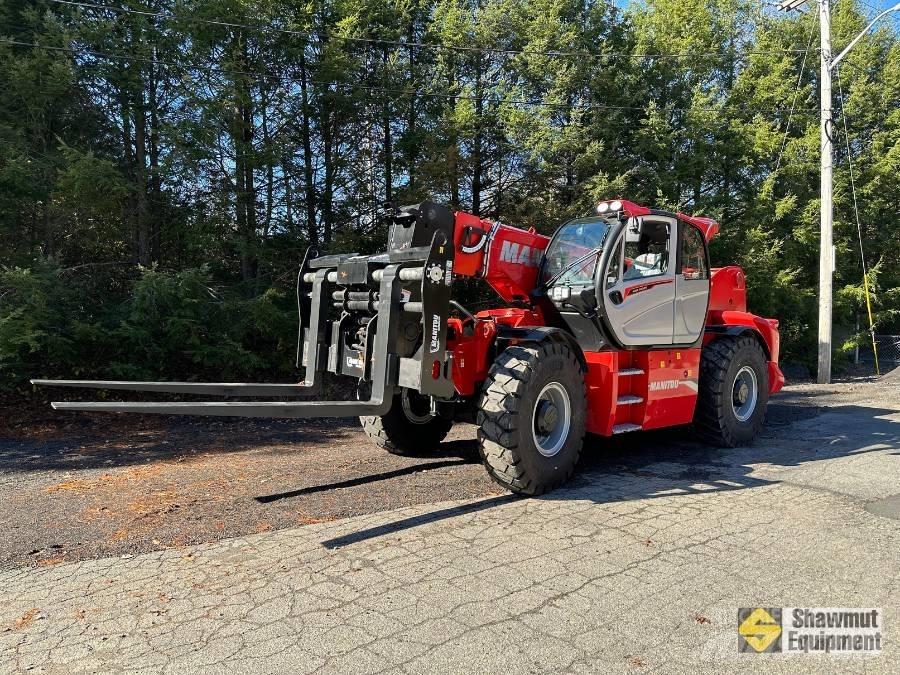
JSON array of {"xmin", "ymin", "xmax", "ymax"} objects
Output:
[{"xmin": 543, "ymin": 246, "xmax": 604, "ymax": 289}]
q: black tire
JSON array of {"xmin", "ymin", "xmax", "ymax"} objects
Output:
[
  {"xmin": 694, "ymin": 335, "xmax": 769, "ymax": 447},
  {"xmin": 477, "ymin": 341, "xmax": 586, "ymax": 496},
  {"xmin": 360, "ymin": 389, "xmax": 453, "ymax": 456}
]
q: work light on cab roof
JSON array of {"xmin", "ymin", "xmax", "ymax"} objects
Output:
[{"xmin": 596, "ymin": 199, "xmax": 651, "ymax": 218}]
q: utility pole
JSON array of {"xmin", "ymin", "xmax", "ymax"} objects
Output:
[
  {"xmin": 818, "ymin": 0, "xmax": 833, "ymax": 384},
  {"xmin": 778, "ymin": 0, "xmax": 900, "ymax": 384}
]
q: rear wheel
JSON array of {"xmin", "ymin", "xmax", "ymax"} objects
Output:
[
  {"xmin": 694, "ymin": 335, "xmax": 769, "ymax": 446},
  {"xmin": 360, "ymin": 388, "xmax": 453, "ymax": 456},
  {"xmin": 478, "ymin": 342, "xmax": 586, "ymax": 495}
]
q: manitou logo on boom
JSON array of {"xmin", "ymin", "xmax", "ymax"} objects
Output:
[
  {"xmin": 429, "ymin": 314, "xmax": 442, "ymax": 353},
  {"xmin": 499, "ymin": 240, "xmax": 541, "ymax": 267}
]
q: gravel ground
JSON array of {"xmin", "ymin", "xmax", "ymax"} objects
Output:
[
  {"xmin": 0, "ymin": 414, "xmax": 500, "ymax": 569},
  {"xmin": 0, "ymin": 374, "xmax": 890, "ymax": 569}
]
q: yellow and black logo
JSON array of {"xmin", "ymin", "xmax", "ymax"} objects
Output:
[{"xmin": 738, "ymin": 608, "xmax": 782, "ymax": 653}]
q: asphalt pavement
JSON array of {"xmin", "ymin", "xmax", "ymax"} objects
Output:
[{"xmin": 2, "ymin": 376, "xmax": 899, "ymax": 673}]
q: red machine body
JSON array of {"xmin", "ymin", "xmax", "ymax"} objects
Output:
[
  {"xmin": 445, "ymin": 206, "xmax": 784, "ymax": 436},
  {"xmin": 34, "ymin": 197, "xmax": 784, "ymax": 496},
  {"xmin": 452, "ymin": 211, "xmax": 550, "ymax": 304}
]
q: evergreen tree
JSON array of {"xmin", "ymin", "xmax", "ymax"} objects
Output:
[{"xmin": 1, "ymin": 0, "xmax": 897, "ymax": 388}]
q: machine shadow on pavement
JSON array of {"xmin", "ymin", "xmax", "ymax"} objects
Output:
[
  {"xmin": 254, "ymin": 437, "xmax": 483, "ymax": 502},
  {"xmin": 321, "ymin": 403, "xmax": 900, "ymax": 549}
]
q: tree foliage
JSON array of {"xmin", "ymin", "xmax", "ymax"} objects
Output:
[{"xmin": 0, "ymin": 0, "xmax": 897, "ymax": 389}]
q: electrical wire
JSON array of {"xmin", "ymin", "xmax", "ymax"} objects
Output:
[
  {"xmin": 835, "ymin": 65, "xmax": 880, "ymax": 374},
  {"xmin": 49, "ymin": 0, "xmax": 821, "ymax": 61},
  {"xmin": 773, "ymin": 11, "xmax": 818, "ymax": 175},
  {"xmin": 0, "ymin": 38, "xmax": 820, "ymax": 115},
  {"xmin": 855, "ymin": 0, "xmax": 900, "ymax": 20}
]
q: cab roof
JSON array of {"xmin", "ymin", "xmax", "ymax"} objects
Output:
[{"xmin": 597, "ymin": 199, "xmax": 720, "ymax": 242}]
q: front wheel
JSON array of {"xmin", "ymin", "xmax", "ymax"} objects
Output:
[
  {"xmin": 694, "ymin": 335, "xmax": 769, "ymax": 446},
  {"xmin": 477, "ymin": 341, "xmax": 586, "ymax": 496},
  {"xmin": 360, "ymin": 389, "xmax": 453, "ymax": 456}
]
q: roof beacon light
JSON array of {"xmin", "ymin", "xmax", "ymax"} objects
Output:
[
  {"xmin": 610, "ymin": 200, "xmax": 623, "ymax": 212},
  {"xmin": 596, "ymin": 201, "xmax": 610, "ymax": 214}
]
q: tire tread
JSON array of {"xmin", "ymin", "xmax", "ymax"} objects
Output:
[
  {"xmin": 477, "ymin": 342, "xmax": 586, "ymax": 495},
  {"xmin": 694, "ymin": 335, "xmax": 767, "ymax": 447},
  {"xmin": 360, "ymin": 396, "xmax": 452, "ymax": 456}
]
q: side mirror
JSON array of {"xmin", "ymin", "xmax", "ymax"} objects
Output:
[{"xmin": 624, "ymin": 217, "xmax": 642, "ymax": 244}]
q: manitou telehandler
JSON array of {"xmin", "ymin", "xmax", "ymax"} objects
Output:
[{"xmin": 34, "ymin": 200, "xmax": 784, "ymax": 495}]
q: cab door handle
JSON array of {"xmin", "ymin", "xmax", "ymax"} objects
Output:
[{"xmin": 608, "ymin": 290, "xmax": 623, "ymax": 305}]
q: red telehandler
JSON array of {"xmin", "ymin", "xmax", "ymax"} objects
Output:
[{"xmin": 34, "ymin": 200, "xmax": 784, "ymax": 495}]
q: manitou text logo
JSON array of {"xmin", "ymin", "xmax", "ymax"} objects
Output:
[
  {"xmin": 429, "ymin": 314, "xmax": 441, "ymax": 353},
  {"xmin": 649, "ymin": 379, "xmax": 680, "ymax": 392},
  {"xmin": 498, "ymin": 241, "xmax": 541, "ymax": 267}
]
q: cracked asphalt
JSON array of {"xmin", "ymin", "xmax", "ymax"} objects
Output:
[{"xmin": 2, "ymin": 375, "xmax": 900, "ymax": 673}]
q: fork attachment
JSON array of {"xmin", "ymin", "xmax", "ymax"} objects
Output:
[{"xmin": 34, "ymin": 202, "xmax": 458, "ymax": 419}]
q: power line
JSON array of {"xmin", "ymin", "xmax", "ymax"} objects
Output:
[
  {"xmin": 855, "ymin": 0, "xmax": 898, "ymax": 19},
  {"xmin": 0, "ymin": 37, "xmax": 264, "ymax": 77},
  {"xmin": 835, "ymin": 64, "xmax": 880, "ymax": 374},
  {"xmin": 774, "ymin": 11, "xmax": 818, "ymax": 174},
  {"xmin": 0, "ymin": 38, "xmax": 821, "ymax": 115},
  {"xmin": 49, "ymin": 0, "xmax": 821, "ymax": 61},
  {"xmin": 834, "ymin": 67, "xmax": 867, "ymax": 276}
]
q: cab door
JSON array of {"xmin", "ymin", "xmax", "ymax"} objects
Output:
[
  {"xmin": 601, "ymin": 217, "xmax": 677, "ymax": 346},
  {"xmin": 673, "ymin": 222, "xmax": 711, "ymax": 343}
]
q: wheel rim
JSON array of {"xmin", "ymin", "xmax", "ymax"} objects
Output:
[
  {"xmin": 401, "ymin": 389, "xmax": 433, "ymax": 424},
  {"xmin": 532, "ymin": 382, "xmax": 571, "ymax": 457},
  {"xmin": 731, "ymin": 365, "xmax": 758, "ymax": 423}
]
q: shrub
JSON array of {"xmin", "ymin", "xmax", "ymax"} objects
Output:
[{"xmin": 1, "ymin": 261, "xmax": 297, "ymax": 392}]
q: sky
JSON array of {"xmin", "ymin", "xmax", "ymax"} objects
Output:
[{"xmin": 615, "ymin": 0, "xmax": 899, "ymax": 26}]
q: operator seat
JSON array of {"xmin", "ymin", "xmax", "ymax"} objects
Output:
[
  {"xmin": 623, "ymin": 222, "xmax": 669, "ymax": 280},
  {"xmin": 625, "ymin": 252, "xmax": 663, "ymax": 279}
]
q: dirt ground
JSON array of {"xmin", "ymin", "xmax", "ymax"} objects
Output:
[
  {"xmin": 0, "ymin": 375, "xmax": 886, "ymax": 569},
  {"xmin": 0, "ymin": 411, "xmax": 505, "ymax": 569}
]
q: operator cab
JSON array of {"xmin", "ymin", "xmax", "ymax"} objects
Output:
[
  {"xmin": 539, "ymin": 201, "xmax": 712, "ymax": 350},
  {"xmin": 540, "ymin": 216, "xmax": 613, "ymax": 350}
]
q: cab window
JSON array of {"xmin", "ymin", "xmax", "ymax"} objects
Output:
[
  {"xmin": 542, "ymin": 217, "xmax": 613, "ymax": 286},
  {"xmin": 623, "ymin": 221, "xmax": 670, "ymax": 281},
  {"xmin": 680, "ymin": 224, "xmax": 709, "ymax": 280},
  {"xmin": 605, "ymin": 238, "xmax": 623, "ymax": 289}
]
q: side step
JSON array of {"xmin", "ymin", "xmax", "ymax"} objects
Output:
[
  {"xmin": 612, "ymin": 423, "xmax": 642, "ymax": 434},
  {"xmin": 619, "ymin": 368, "xmax": 644, "ymax": 376},
  {"xmin": 616, "ymin": 395, "xmax": 643, "ymax": 406}
]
